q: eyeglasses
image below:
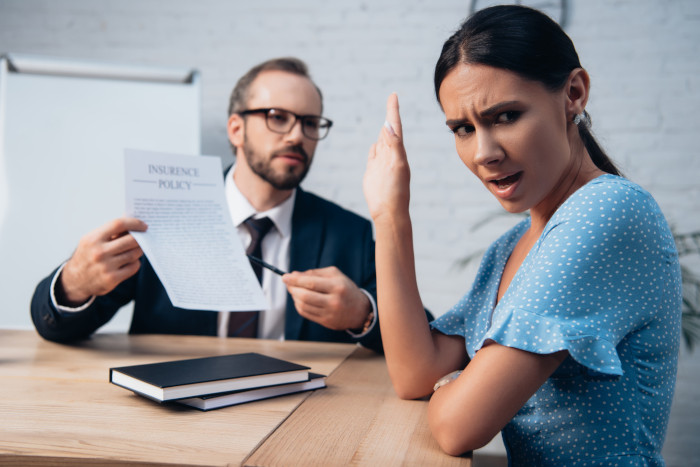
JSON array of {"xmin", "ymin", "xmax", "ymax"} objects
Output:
[{"xmin": 238, "ymin": 108, "xmax": 333, "ymax": 141}]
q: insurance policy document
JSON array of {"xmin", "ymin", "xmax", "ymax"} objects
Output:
[{"xmin": 124, "ymin": 149, "xmax": 266, "ymax": 311}]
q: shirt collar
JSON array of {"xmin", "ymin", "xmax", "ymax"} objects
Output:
[{"xmin": 224, "ymin": 165, "xmax": 295, "ymax": 238}]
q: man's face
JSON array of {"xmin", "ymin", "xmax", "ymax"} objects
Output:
[{"xmin": 237, "ymin": 71, "xmax": 322, "ymax": 190}]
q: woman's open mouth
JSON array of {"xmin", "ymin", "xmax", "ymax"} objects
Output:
[{"xmin": 491, "ymin": 172, "xmax": 522, "ymax": 190}]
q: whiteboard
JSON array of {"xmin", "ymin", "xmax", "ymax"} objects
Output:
[{"xmin": 0, "ymin": 54, "xmax": 201, "ymax": 332}]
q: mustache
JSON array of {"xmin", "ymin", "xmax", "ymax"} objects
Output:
[{"xmin": 272, "ymin": 145, "xmax": 309, "ymax": 162}]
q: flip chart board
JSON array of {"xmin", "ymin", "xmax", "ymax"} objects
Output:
[{"xmin": 0, "ymin": 53, "xmax": 201, "ymax": 331}]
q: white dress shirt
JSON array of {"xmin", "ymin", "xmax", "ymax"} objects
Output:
[
  {"xmin": 219, "ymin": 166, "xmax": 294, "ymax": 340},
  {"xmin": 221, "ymin": 166, "xmax": 377, "ymax": 341}
]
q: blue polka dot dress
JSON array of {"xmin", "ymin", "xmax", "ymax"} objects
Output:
[{"xmin": 431, "ymin": 175, "xmax": 682, "ymax": 466}]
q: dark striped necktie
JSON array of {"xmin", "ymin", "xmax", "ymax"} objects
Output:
[{"xmin": 228, "ymin": 216, "xmax": 274, "ymax": 337}]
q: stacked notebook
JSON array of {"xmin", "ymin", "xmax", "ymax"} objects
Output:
[{"xmin": 109, "ymin": 352, "xmax": 326, "ymax": 411}]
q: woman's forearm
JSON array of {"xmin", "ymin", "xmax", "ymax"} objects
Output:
[{"xmin": 374, "ymin": 212, "xmax": 463, "ymax": 398}]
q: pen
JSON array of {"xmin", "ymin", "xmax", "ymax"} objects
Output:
[{"xmin": 247, "ymin": 255, "xmax": 288, "ymax": 276}]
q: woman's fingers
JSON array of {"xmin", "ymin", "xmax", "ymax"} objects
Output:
[
  {"xmin": 384, "ymin": 93, "xmax": 403, "ymax": 139},
  {"xmin": 363, "ymin": 93, "xmax": 411, "ymax": 221}
]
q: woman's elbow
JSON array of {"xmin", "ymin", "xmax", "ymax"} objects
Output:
[
  {"xmin": 432, "ymin": 427, "xmax": 493, "ymax": 457},
  {"xmin": 428, "ymin": 399, "xmax": 496, "ymax": 456},
  {"xmin": 391, "ymin": 378, "xmax": 432, "ymax": 400}
]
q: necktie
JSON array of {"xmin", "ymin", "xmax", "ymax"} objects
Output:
[{"xmin": 228, "ymin": 217, "xmax": 274, "ymax": 337}]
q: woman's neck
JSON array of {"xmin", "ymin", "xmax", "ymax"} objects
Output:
[{"xmin": 529, "ymin": 149, "xmax": 605, "ymax": 232}]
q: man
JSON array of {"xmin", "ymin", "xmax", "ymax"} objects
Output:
[{"xmin": 31, "ymin": 57, "xmax": 383, "ymax": 352}]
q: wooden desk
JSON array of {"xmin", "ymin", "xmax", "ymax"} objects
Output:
[
  {"xmin": 0, "ymin": 330, "xmax": 470, "ymax": 466},
  {"xmin": 246, "ymin": 347, "xmax": 470, "ymax": 466}
]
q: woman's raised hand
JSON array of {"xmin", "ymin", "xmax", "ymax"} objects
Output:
[{"xmin": 363, "ymin": 93, "xmax": 411, "ymax": 223}]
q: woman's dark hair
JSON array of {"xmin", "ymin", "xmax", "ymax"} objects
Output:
[{"xmin": 434, "ymin": 5, "xmax": 620, "ymax": 176}]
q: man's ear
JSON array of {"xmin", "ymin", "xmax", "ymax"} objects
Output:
[
  {"xmin": 227, "ymin": 114, "xmax": 244, "ymax": 149},
  {"xmin": 565, "ymin": 68, "xmax": 590, "ymax": 120}
]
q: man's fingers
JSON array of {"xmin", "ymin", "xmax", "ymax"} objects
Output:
[
  {"xmin": 113, "ymin": 258, "xmax": 143, "ymax": 281},
  {"xmin": 288, "ymin": 285, "xmax": 328, "ymax": 310},
  {"xmin": 282, "ymin": 269, "xmax": 335, "ymax": 293},
  {"xmin": 111, "ymin": 244, "xmax": 144, "ymax": 268},
  {"xmin": 108, "ymin": 233, "xmax": 143, "ymax": 256},
  {"xmin": 301, "ymin": 266, "xmax": 339, "ymax": 277},
  {"xmin": 98, "ymin": 217, "xmax": 147, "ymax": 241}
]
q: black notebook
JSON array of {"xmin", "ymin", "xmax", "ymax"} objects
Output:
[
  {"xmin": 177, "ymin": 372, "xmax": 327, "ymax": 411},
  {"xmin": 110, "ymin": 353, "xmax": 310, "ymax": 402}
]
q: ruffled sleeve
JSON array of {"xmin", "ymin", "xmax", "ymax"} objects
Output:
[
  {"xmin": 474, "ymin": 176, "xmax": 678, "ymax": 376},
  {"xmin": 431, "ymin": 219, "xmax": 530, "ymax": 346},
  {"xmin": 478, "ymin": 308, "xmax": 623, "ymax": 375}
]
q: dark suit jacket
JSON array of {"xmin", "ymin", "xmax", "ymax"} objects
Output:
[{"xmin": 31, "ymin": 188, "xmax": 384, "ymax": 352}]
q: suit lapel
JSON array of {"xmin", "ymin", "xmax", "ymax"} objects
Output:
[{"xmin": 285, "ymin": 189, "xmax": 324, "ymax": 340}]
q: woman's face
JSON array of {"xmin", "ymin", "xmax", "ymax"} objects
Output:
[{"xmin": 438, "ymin": 63, "xmax": 577, "ymax": 217}]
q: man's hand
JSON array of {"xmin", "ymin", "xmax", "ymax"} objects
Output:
[
  {"xmin": 282, "ymin": 266, "xmax": 372, "ymax": 331},
  {"xmin": 58, "ymin": 217, "xmax": 147, "ymax": 306}
]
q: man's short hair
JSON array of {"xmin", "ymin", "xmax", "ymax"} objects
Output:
[{"xmin": 227, "ymin": 57, "xmax": 323, "ymax": 117}]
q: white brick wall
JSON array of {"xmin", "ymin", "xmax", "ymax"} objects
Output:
[
  {"xmin": 1, "ymin": 0, "xmax": 698, "ymax": 463},
  {"xmin": 2, "ymin": 0, "xmax": 697, "ymax": 313}
]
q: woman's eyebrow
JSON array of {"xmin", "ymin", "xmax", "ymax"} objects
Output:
[
  {"xmin": 445, "ymin": 117, "xmax": 468, "ymax": 127},
  {"xmin": 445, "ymin": 100, "xmax": 521, "ymax": 127},
  {"xmin": 479, "ymin": 100, "xmax": 520, "ymax": 118}
]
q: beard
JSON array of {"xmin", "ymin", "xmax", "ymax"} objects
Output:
[{"xmin": 242, "ymin": 134, "xmax": 312, "ymax": 190}]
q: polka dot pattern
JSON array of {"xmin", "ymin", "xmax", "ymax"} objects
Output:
[{"xmin": 431, "ymin": 175, "xmax": 682, "ymax": 466}]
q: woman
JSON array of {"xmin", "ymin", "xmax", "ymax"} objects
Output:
[{"xmin": 363, "ymin": 5, "xmax": 681, "ymax": 465}]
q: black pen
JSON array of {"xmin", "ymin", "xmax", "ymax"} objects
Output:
[{"xmin": 247, "ymin": 254, "xmax": 287, "ymax": 276}]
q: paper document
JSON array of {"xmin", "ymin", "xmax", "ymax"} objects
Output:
[{"xmin": 124, "ymin": 149, "xmax": 266, "ymax": 311}]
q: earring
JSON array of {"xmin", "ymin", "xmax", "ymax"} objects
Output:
[{"xmin": 573, "ymin": 111, "xmax": 590, "ymax": 128}]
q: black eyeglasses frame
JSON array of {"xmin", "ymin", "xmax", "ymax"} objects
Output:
[{"xmin": 237, "ymin": 107, "xmax": 333, "ymax": 141}]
